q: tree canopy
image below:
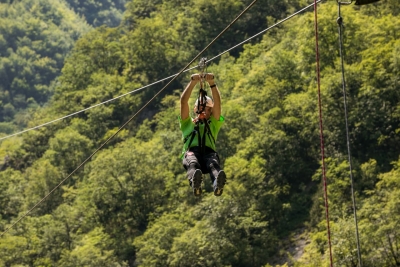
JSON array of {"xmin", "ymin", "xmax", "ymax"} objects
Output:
[
  {"xmin": 0, "ymin": 0, "xmax": 399, "ymax": 266},
  {"xmin": 0, "ymin": 0, "xmax": 90, "ymax": 131}
]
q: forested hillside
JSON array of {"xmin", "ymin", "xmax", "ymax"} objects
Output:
[
  {"xmin": 0, "ymin": 0, "xmax": 399, "ymax": 266},
  {"xmin": 64, "ymin": 0, "xmax": 127, "ymax": 27},
  {"xmin": 0, "ymin": 0, "xmax": 127, "ymax": 134},
  {"xmin": 0, "ymin": 0, "xmax": 91, "ymax": 132}
]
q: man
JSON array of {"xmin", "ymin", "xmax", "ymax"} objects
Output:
[{"xmin": 179, "ymin": 73, "xmax": 226, "ymax": 197}]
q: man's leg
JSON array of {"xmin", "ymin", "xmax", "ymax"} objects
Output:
[
  {"xmin": 205, "ymin": 152, "xmax": 226, "ymax": 196},
  {"xmin": 183, "ymin": 150, "xmax": 203, "ymax": 196}
]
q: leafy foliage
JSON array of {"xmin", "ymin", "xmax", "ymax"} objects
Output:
[
  {"xmin": 65, "ymin": 0, "xmax": 127, "ymax": 27},
  {"xmin": 0, "ymin": 1, "xmax": 399, "ymax": 266},
  {"xmin": 0, "ymin": 0, "xmax": 90, "ymax": 126}
]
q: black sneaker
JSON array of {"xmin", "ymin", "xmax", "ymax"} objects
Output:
[
  {"xmin": 213, "ymin": 170, "xmax": 226, "ymax": 196},
  {"xmin": 191, "ymin": 169, "xmax": 203, "ymax": 197}
]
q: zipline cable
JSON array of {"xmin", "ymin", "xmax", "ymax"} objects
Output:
[
  {"xmin": 313, "ymin": 0, "xmax": 334, "ymax": 266},
  {"xmin": 0, "ymin": 65, "xmax": 196, "ymax": 142},
  {"xmin": 337, "ymin": 2, "xmax": 362, "ymax": 266},
  {"xmin": 0, "ymin": 1, "xmax": 321, "ymax": 142},
  {"xmin": 0, "ymin": 0, "xmax": 259, "ymax": 238},
  {"xmin": 207, "ymin": 0, "xmax": 322, "ymax": 62}
]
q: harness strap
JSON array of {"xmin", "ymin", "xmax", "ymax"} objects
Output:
[
  {"xmin": 195, "ymin": 88, "xmax": 208, "ymax": 116},
  {"xmin": 204, "ymin": 120, "xmax": 216, "ymax": 146},
  {"xmin": 201, "ymin": 122, "xmax": 206, "ymax": 154},
  {"xmin": 185, "ymin": 129, "xmax": 197, "ymax": 149},
  {"xmin": 183, "ymin": 119, "xmax": 215, "ymax": 155},
  {"xmin": 197, "ymin": 123, "xmax": 203, "ymax": 154}
]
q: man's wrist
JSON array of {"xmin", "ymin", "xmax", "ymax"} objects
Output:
[{"xmin": 209, "ymin": 83, "xmax": 216, "ymax": 88}]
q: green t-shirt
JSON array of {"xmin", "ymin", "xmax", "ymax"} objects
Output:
[{"xmin": 179, "ymin": 115, "xmax": 225, "ymax": 158}]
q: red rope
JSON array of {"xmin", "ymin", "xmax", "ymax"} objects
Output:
[{"xmin": 313, "ymin": 1, "xmax": 333, "ymax": 266}]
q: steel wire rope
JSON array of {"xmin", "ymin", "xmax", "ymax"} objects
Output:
[
  {"xmin": 207, "ymin": 0, "xmax": 322, "ymax": 62},
  {"xmin": 0, "ymin": 66, "xmax": 197, "ymax": 142},
  {"xmin": 337, "ymin": 2, "xmax": 362, "ymax": 266},
  {"xmin": 313, "ymin": 0, "xmax": 334, "ymax": 266},
  {"xmin": 0, "ymin": 0, "xmax": 321, "ymax": 142},
  {"xmin": 0, "ymin": 0, "xmax": 259, "ymax": 238}
]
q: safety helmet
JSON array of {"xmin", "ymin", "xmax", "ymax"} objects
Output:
[{"xmin": 194, "ymin": 96, "xmax": 214, "ymax": 108}]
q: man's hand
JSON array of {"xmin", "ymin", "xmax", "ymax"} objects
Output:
[
  {"xmin": 204, "ymin": 73, "xmax": 215, "ymax": 84},
  {"xmin": 191, "ymin": 74, "xmax": 201, "ymax": 82},
  {"xmin": 191, "ymin": 73, "xmax": 215, "ymax": 83}
]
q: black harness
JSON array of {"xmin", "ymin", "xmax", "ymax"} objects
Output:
[{"xmin": 183, "ymin": 117, "xmax": 216, "ymax": 155}]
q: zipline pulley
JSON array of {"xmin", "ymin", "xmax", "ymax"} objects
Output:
[
  {"xmin": 196, "ymin": 57, "xmax": 208, "ymax": 119},
  {"xmin": 198, "ymin": 57, "xmax": 207, "ymax": 75}
]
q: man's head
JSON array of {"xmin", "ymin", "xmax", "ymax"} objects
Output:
[{"xmin": 194, "ymin": 96, "xmax": 213, "ymax": 119}]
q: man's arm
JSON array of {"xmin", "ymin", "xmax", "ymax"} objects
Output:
[
  {"xmin": 207, "ymin": 74, "xmax": 221, "ymax": 120},
  {"xmin": 181, "ymin": 74, "xmax": 200, "ymax": 120}
]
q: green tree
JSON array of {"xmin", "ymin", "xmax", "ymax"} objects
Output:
[
  {"xmin": 59, "ymin": 227, "xmax": 127, "ymax": 267},
  {"xmin": 75, "ymin": 137, "xmax": 175, "ymax": 262},
  {"xmin": 43, "ymin": 127, "xmax": 93, "ymax": 174},
  {"xmin": 0, "ymin": 0, "xmax": 90, "ymax": 124},
  {"xmin": 359, "ymin": 159, "xmax": 400, "ymax": 266},
  {"xmin": 134, "ymin": 212, "xmax": 193, "ymax": 266},
  {"xmin": 65, "ymin": 0, "xmax": 127, "ymax": 27}
]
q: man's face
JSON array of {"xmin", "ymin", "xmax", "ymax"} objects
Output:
[{"xmin": 194, "ymin": 106, "xmax": 212, "ymax": 119}]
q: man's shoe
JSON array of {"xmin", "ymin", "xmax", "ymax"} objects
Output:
[
  {"xmin": 213, "ymin": 170, "xmax": 226, "ymax": 196},
  {"xmin": 191, "ymin": 169, "xmax": 203, "ymax": 197}
]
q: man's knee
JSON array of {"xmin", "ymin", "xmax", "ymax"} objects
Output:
[
  {"xmin": 206, "ymin": 153, "xmax": 220, "ymax": 165},
  {"xmin": 183, "ymin": 151, "xmax": 200, "ymax": 169}
]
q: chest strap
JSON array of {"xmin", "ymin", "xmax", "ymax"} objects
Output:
[{"xmin": 183, "ymin": 119, "xmax": 215, "ymax": 154}]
